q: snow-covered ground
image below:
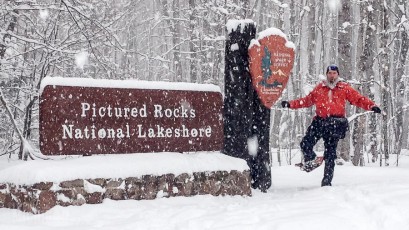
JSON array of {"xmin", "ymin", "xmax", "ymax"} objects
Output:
[{"xmin": 1, "ymin": 150, "xmax": 408, "ymax": 230}]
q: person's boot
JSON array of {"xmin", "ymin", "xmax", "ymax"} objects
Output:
[
  {"xmin": 321, "ymin": 178, "xmax": 332, "ymax": 186},
  {"xmin": 301, "ymin": 156, "xmax": 324, "ymax": 172}
]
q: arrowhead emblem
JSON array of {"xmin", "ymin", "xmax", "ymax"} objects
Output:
[{"xmin": 248, "ymin": 29, "xmax": 295, "ymax": 108}]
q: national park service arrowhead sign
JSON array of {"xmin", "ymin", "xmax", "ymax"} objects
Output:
[{"xmin": 248, "ymin": 28, "xmax": 295, "ymax": 108}]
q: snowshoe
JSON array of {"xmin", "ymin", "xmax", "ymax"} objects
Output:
[{"xmin": 295, "ymin": 156, "xmax": 324, "ymax": 172}]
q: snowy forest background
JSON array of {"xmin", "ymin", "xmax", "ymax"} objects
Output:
[{"xmin": 0, "ymin": 0, "xmax": 408, "ymax": 166}]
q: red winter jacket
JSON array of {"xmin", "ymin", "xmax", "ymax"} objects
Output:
[{"xmin": 289, "ymin": 81, "xmax": 376, "ymax": 118}]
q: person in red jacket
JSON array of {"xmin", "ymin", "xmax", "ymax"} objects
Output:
[{"xmin": 281, "ymin": 64, "xmax": 381, "ymax": 186}]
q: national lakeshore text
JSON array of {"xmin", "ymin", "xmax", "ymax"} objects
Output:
[{"xmin": 61, "ymin": 102, "xmax": 213, "ymax": 140}]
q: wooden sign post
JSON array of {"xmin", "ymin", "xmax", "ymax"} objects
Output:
[
  {"xmin": 224, "ymin": 20, "xmax": 271, "ymax": 192},
  {"xmin": 224, "ymin": 21, "xmax": 295, "ymax": 192}
]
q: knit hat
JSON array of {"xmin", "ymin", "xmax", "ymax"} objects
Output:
[{"xmin": 326, "ymin": 64, "xmax": 339, "ymax": 74}]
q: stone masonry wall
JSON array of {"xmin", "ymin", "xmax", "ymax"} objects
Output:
[{"xmin": 0, "ymin": 170, "xmax": 251, "ymax": 214}]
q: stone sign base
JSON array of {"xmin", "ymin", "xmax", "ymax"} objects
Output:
[{"xmin": 0, "ymin": 170, "xmax": 251, "ymax": 214}]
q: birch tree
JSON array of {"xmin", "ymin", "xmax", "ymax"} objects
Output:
[{"xmin": 338, "ymin": 0, "xmax": 353, "ymax": 161}]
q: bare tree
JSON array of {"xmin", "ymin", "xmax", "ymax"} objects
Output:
[
  {"xmin": 378, "ymin": 0, "xmax": 391, "ymax": 166},
  {"xmin": 337, "ymin": 0, "xmax": 353, "ymax": 161},
  {"xmin": 352, "ymin": 0, "xmax": 378, "ymax": 166},
  {"xmin": 0, "ymin": 0, "xmax": 125, "ymax": 159},
  {"xmin": 390, "ymin": 0, "xmax": 408, "ymax": 165}
]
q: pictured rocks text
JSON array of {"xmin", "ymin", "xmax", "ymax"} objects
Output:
[{"xmin": 62, "ymin": 102, "xmax": 213, "ymax": 140}]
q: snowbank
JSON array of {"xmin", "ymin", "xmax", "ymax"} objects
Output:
[{"xmin": 0, "ymin": 152, "xmax": 248, "ymax": 185}]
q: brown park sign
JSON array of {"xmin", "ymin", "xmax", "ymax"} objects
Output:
[
  {"xmin": 248, "ymin": 29, "xmax": 295, "ymax": 108},
  {"xmin": 39, "ymin": 78, "xmax": 223, "ymax": 155}
]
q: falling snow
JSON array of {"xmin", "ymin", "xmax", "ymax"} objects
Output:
[
  {"xmin": 39, "ymin": 9, "xmax": 49, "ymax": 20},
  {"xmin": 328, "ymin": 0, "xmax": 341, "ymax": 13},
  {"xmin": 75, "ymin": 51, "xmax": 89, "ymax": 69}
]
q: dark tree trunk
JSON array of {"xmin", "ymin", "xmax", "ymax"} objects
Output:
[{"xmin": 223, "ymin": 21, "xmax": 271, "ymax": 192}]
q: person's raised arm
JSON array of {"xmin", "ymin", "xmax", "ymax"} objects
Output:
[
  {"xmin": 287, "ymin": 87, "xmax": 317, "ymax": 109},
  {"xmin": 345, "ymin": 84, "xmax": 377, "ymax": 111}
]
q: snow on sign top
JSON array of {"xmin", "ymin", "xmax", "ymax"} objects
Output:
[
  {"xmin": 39, "ymin": 77, "xmax": 221, "ymax": 94},
  {"xmin": 226, "ymin": 19, "xmax": 255, "ymax": 34},
  {"xmin": 249, "ymin": 28, "xmax": 296, "ymax": 50}
]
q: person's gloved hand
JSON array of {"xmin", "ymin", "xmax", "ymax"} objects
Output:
[
  {"xmin": 371, "ymin": 106, "xmax": 381, "ymax": 113},
  {"xmin": 281, "ymin": 101, "xmax": 290, "ymax": 108}
]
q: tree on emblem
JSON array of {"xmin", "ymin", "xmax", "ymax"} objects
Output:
[{"xmin": 260, "ymin": 47, "xmax": 283, "ymax": 88}]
